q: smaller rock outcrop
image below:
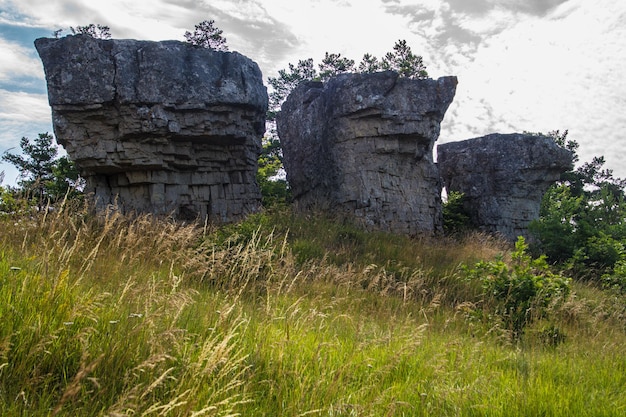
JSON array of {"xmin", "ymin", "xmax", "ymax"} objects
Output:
[
  {"xmin": 277, "ymin": 71, "xmax": 457, "ymax": 235},
  {"xmin": 35, "ymin": 35, "xmax": 268, "ymax": 222},
  {"xmin": 437, "ymin": 133, "xmax": 573, "ymax": 241}
]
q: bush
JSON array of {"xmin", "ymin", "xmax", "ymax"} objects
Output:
[
  {"xmin": 0, "ymin": 187, "xmax": 32, "ymax": 216},
  {"xmin": 602, "ymin": 259, "xmax": 626, "ymax": 293},
  {"xmin": 570, "ymin": 233, "xmax": 625, "ymax": 280},
  {"xmin": 442, "ymin": 191, "xmax": 473, "ymax": 235},
  {"xmin": 462, "ymin": 237, "xmax": 571, "ymax": 339}
]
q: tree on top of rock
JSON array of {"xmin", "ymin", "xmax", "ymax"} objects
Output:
[
  {"xmin": 184, "ymin": 20, "xmax": 229, "ymax": 51},
  {"xmin": 358, "ymin": 53, "xmax": 381, "ymax": 73},
  {"xmin": 380, "ymin": 40, "xmax": 428, "ymax": 79},
  {"xmin": 318, "ymin": 53, "xmax": 355, "ymax": 81},
  {"xmin": 268, "ymin": 40, "xmax": 429, "ymax": 118},
  {"xmin": 267, "ymin": 58, "xmax": 316, "ymax": 121},
  {"xmin": 69, "ymin": 24, "xmax": 112, "ymax": 39}
]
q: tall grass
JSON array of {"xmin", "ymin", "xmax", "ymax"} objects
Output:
[{"xmin": 0, "ymin": 203, "xmax": 624, "ymax": 415}]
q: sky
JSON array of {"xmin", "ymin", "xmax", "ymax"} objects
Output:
[{"xmin": 1, "ymin": 0, "xmax": 625, "ymax": 185}]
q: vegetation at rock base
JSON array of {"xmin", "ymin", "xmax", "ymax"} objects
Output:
[
  {"xmin": 257, "ymin": 136, "xmax": 290, "ymax": 207},
  {"xmin": 461, "ymin": 237, "xmax": 571, "ymax": 340},
  {"xmin": 0, "ymin": 202, "xmax": 624, "ymax": 416},
  {"xmin": 442, "ymin": 190, "xmax": 472, "ymax": 235},
  {"xmin": 530, "ymin": 130, "xmax": 626, "ymax": 293}
]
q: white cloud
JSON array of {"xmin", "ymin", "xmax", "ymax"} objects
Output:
[
  {"xmin": 0, "ymin": 89, "xmax": 53, "ymax": 185},
  {"xmin": 0, "ymin": 0, "xmax": 624, "ymax": 181},
  {"xmin": 0, "ymin": 38, "xmax": 44, "ymax": 82},
  {"xmin": 437, "ymin": 0, "xmax": 626, "ymax": 177},
  {"xmin": 0, "ymin": 90, "xmax": 50, "ymax": 122}
]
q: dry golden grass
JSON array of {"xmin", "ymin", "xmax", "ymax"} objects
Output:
[{"xmin": 0, "ymin": 202, "xmax": 623, "ymax": 416}]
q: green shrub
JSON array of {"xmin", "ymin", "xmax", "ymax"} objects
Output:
[
  {"xmin": 602, "ymin": 259, "xmax": 626, "ymax": 293},
  {"xmin": 442, "ymin": 191, "xmax": 473, "ymax": 235},
  {"xmin": 570, "ymin": 233, "xmax": 625, "ymax": 280},
  {"xmin": 462, "ymin": 237, "xmax": 571, "ymax": 339}
]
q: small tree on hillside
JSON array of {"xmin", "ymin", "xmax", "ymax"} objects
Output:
[
  {"xmin": 184, "ymin": 20, "xmax": 229, "ymax": 51},
  {"xmin": 2, "ymin": 133, "xmax": 83, "ymax": 207}
]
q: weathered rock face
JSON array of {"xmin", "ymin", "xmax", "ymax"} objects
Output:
[
  {"xmin": 438, "ymin": 133, "xmax": 573, "ymax": 241},
  {"xmin": 35, "ymin": 35, "xmax": 268, "ymax": 221},
  {"xmin": 276, "ymin": 71, "xmax": 457, "ymax": 235}
]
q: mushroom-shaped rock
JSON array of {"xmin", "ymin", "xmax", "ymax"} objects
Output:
[
  {"xmin": 35, "ymin": 35, "xmax": 268, "ymax": 222},
  {"xmin": 277, "ymin": 71, "xmax": 457, "ymax": 235},
  {"xmin": 437, "ymin": 133, "xmax": 573, "ymax": 242}
]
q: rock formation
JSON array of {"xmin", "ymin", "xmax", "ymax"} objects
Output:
[
  {"xmin": 35, "ymin": 35, "xmax": 268, "ymax": 221},
  {"xmin": 437, "ymin": 133, "xmax": 573, "ymax": 242},
  {"xmin": 276, "ymin": 71, "xmax": 457, "ymax": 235}
]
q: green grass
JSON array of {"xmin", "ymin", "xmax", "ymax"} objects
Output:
[{"xmin": 0, "ymin": 204, "xmax": 624, "ymax": 416}]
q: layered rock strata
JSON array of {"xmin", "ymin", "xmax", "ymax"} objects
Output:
[
  {"xmin": 277, "ymin": 71, "xmax": 457, "ymax": 235},
  {"xmin": 437, "ymin": 133, "xmax": 573, "ymax": 241},
  {"xmin": 35, "ymin": 35, "xmax": 268, "ymax": 221}
]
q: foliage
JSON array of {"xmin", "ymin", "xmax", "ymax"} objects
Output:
[
  {"xmin": 318, "ymin": 52, "xmax": 355, "ymax": 81},
  {"xmin": 357, "ymin": 53, "xmax": 381, "ymax": 73},
  {"xmin": 462, "ymin": 237, "xmax": 571, "ymax": 339},
  {"xmin": 380, "ymin": 39, "xmax": 429, "ymax": 79},
  {"xmin": 442, "ymin": 190, "xmax": 473, "ymax": 235},
  {"xmin": 530, "ymin": 130, "xmax": 626, "ymax": 282},
  {"xmin": 570, "ymin": 232, "xmax": 624, "ymax": 278},
  {"xmin": 602, "ymin": 259, "xmax": 626, "ymax": 293},
  {"xmin": 184, "ymin": 20, "xmax": 228, "ymax": 51},
  {"xmin": 267, "ymin": 58, "xmax": 316, "ymax": 120},
  {"xmin": 267, "ymin": 39, "xmax": 428, "ymax": 120},
  {"xmin": 69, "ymin": 24, "xmax": 112, "ymax": 39},
  {"xmin": 0, "ymin": 186, "xmax": 32, "ymax": 216},
  {"xmin": 0, "ymin": 206, "xmax": 624, "ymax": 415},
  {"xmin": 257, "ymin": 136, "xmax": 290, "ymax": 207},
  {"xmin": 0, "ymin": 172, "xmax": 25, "ymax": 215},
  {"xmin": 355, "ymin": 40, "xmax": 430, "ymax": 79},
  {"xmin": 1, "ymin": 133, "xmax": 83, "ymax": 207}
]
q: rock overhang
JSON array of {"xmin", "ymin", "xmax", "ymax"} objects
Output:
[{"xmin": 35, "ymin": 34, "xmax": 268, "ymax": 222}]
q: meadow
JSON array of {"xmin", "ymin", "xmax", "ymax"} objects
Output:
[{"xmin": 0, "ymin": 201, "xmax": 624, "ymax": 416}]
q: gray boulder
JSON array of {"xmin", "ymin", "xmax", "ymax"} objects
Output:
[
  {"xmin": 437, "ymin": 133, "xmax": 573, "ymax": 241},
  {"xmin": 277, "ymin": 71, "xmax": 457, "ymax": 235},
  {"xmin": 35, "ymin": 35, "xmax": 268, "ymax": 221}
]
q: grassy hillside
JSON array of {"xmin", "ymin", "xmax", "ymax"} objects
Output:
[{"xmin": 0, "ymin": 202, "xmax": 624, "ymax": 416}]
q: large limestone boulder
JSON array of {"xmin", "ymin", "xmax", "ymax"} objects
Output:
[
  {"xmin": 437, "ymin": 133, "xmax": 573, "ymax": 241},
  {"xmin": 35, "ymin": 35, "xmax": 268, "ymax": 221},
  {"xmin": 277, "ymin": 71, "xmax": 457, "ymax": 235}
]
